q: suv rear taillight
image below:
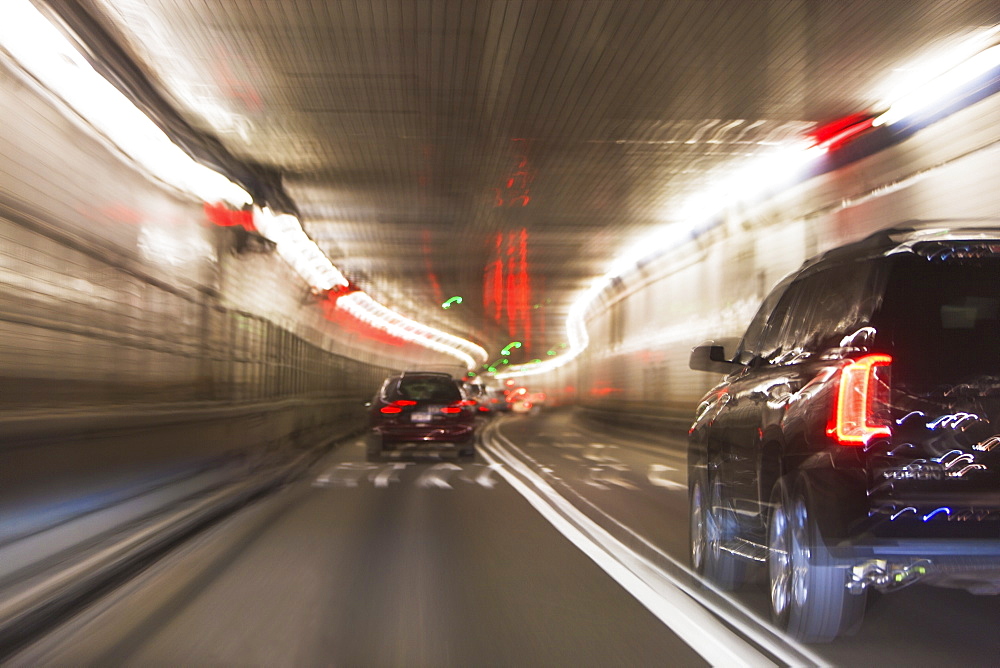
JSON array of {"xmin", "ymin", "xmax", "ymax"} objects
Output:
[
  {"xmin": 828, "ymin": 353, "xmax": 892, "ymax": 446},
  {"xmin": 380, "ymin": 399, "xmax": 417, "ymax": 414}
]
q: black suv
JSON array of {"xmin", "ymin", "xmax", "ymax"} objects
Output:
[
  {"xmin": 688, "ymin": 225, "xmax": 1000, "ymax": 642},
  {"xmin": 366, "ymin": 371, "xmax": 477, "ymax": 461}
]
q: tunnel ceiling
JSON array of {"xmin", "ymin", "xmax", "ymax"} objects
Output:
[{"xmin": 67, "ymin": 0, "xmax": 1000, "ymax": 365}]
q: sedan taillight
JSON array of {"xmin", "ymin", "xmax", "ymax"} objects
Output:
[
  {"xmin": 828, "ymin": 353, "xmax": 892, "ymax": 445},
  {"xmin": 442, "ymin": 400, "xmax": 475, "ymax": 414}
]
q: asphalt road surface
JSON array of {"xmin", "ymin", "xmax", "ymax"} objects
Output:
[{"xmin": 11, "ymin": 409, "xmax": 1000, "ymax": 666}]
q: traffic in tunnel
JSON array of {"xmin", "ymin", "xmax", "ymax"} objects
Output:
[{"xmin": 2, "ymin": 1, "xmax": 1000, "ymax": 665}]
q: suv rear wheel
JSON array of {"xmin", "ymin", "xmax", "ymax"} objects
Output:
[
  {"xmin": 768, "ymin": 476, "xmax": 865, "ymax": 642},
  {"xmin": 690, "ymin": 468, "xmax": 748, "ymax": 590}
]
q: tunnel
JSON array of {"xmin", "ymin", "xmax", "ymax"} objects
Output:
[{"xmin": 3, "ymin": 1, "xmax": 1000, "ymax": 665}]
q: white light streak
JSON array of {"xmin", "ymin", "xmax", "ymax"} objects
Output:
[
  {"xmin": 0, "ymin": 0, "xmax": 251, "ymax": 207},
  {"xmin": 253, "ymin": 209, "xmax": 487, "ymax": 368},
  {"xmin": 874, "ymin": 30, "xmax": 1000, "ymax": 128},
  {"xmin": 254, "ymin": 208, "xmax": 350, "ymax": 290},
  {"xmin": 338, "ymin": 292, "xmax": 488, "ymax": 369}
]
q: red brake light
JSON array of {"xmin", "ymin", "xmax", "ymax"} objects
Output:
[
  {"xmin": 380, "ymin": 399, "xmax": 417, "ymax": 414},
  {"xmin": 441, "ymin": 406, "xmax": 462, "ymax": 414},
  {"xmin": 456, "ymin": 399, "xmax": 476, "ymax": 406},
  {"xmin": 829, "ymin": 353, "xmax": 892, "ymax": 445}
]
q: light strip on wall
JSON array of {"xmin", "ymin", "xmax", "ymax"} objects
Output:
[
  {"xmin": 338, "ymin": 292, "xmax": 488, "ymax": 369},
  {"xmin": 253, "ymin": 208, "xmax": 487, "ymax": 368},
  {"xmin": 499, "ymin": 143, "xmax": 827, "ymax": 380},
  {"xmin": 873, "ymin": 42, "xmax": 1000, "ymax": 127},
  {"xmin": 0, "ymin": 0, "xmax": 251, "ymax": 207},
  {"xmin": 253, "ymin": 208, "xmax": 349, "ymax": 291},
  {"xmin": 873, "ymin": 26, "xmax": 1000, "ymax": 128}
]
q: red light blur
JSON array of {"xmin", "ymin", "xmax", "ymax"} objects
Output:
[
  {"xmin": 828, "ymin": 354, "xmax": 893, "ymax": 445},
  {"xmin": 204, "ymin": 202, "xmax": 255, "ymax": 231},
  {"xmin": 441, "ymin": 406, "xmax": 462, "ymax": 414},
  {"xmin": 380, "ymin": 406, "xmax": 402, "ymax": 414},
  {"xmin": 809, "ymin": 113, "xmax": 876, "ymax": 152}
]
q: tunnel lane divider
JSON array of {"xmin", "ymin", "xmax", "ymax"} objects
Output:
[{"xmin": 479, "ymin": 419, "xmax": 827, "ymax": 667}]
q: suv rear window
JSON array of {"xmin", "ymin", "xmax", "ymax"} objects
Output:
[
  {"xmin": 875, "ymin": 254, "xmax": 1000, "ymax": 388},
  {"xmin": 385, "ymin": 375, "xmax": 462, "ymax": 403}
]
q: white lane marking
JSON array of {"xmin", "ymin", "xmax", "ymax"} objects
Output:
[
  {"xmin": 370, "ymin": 463, "xmax": 412, "ymax": 488},
  {"xmin": 313, "ymin": 463, "xmax": 380, "ymax": 487},
  {"xmin": 647, "ymin": 464, "xmax": 686, "ymax": 490},
  {"xmin": 458, "ymin": 463, "xmax": 503, "ymax": 489},
  {"xmin": 551, "ymin": 441, "xmax": 585, "ymax": 450},
  {"xmin": 585, "ymin": 464, "xmax": 639, "ymax": 491},
  {"xmin": 582, "ymin": 443, "xmax": 623, "ymax": 465},
  {"xmin": 481, "ymin": 425, "xmax": 826, "ymax": 668},
  {"xmin": 416, "ymin": 462, "xmax": 462, "ymax": 489}
]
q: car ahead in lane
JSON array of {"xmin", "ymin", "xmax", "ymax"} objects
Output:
[
  {"xmin": 687, "ymin": 225, "xmax": 1000, "ymax": 642},
  {"xmin": 366, "ymin": 371, "xmax": 477, "ymax": 461}
]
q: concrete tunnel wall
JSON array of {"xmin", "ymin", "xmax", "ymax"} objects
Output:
[
  {"xmin": 0, "ymin": 53, "xmax": 464, "ymax": 542},
  {"xmin": 564, "ymin": 87, "xmax": 1000, "ymax": 432}
]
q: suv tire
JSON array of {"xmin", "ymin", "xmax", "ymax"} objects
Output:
[
  {"xmin": 768, "ymin": 475, "xmax": 865, "ymax": 642},
  {"xmin": 690, "ymin": 468, "xmax": 748, "ymax": 590}
]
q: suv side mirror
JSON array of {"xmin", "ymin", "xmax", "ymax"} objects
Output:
[{"xmin": 689, "ymin": 338, "xmax": 741, "ymax": 373}]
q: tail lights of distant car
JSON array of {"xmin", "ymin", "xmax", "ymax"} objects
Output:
[
  {"xmin": 828, "ymin": 353, "xmax": 893, "ymax": 445},
  {"xmin": 380, "ymin": 399, "xmax": 417, "ymax": 414},
  {"xmin": 441, "ymin": 399, "xmax": 477, "ymax": 414}
]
